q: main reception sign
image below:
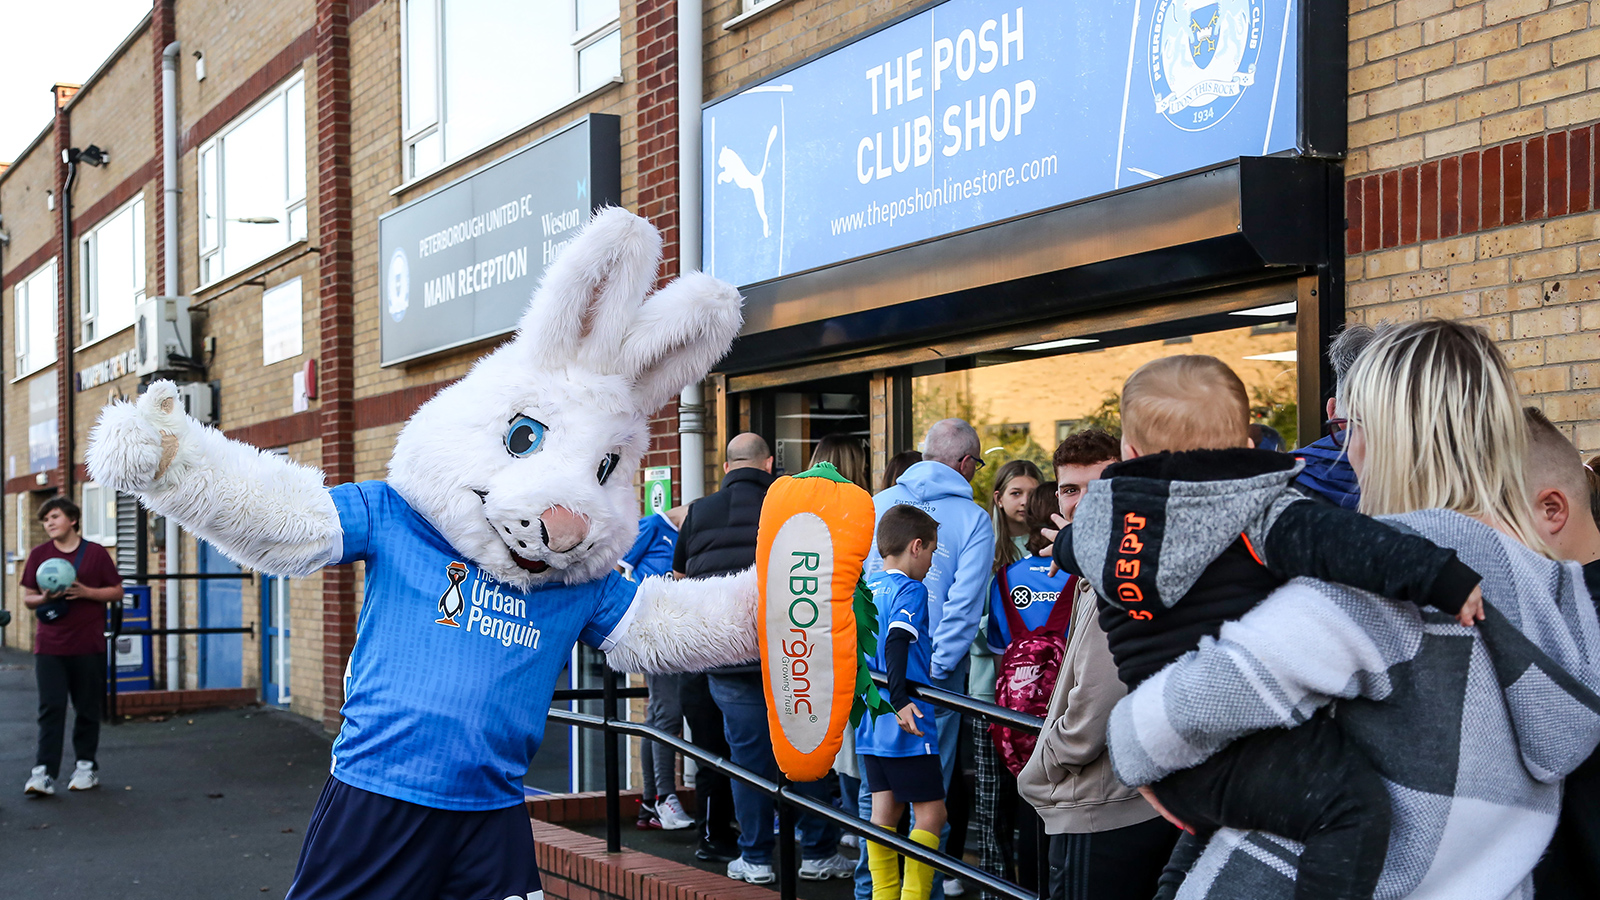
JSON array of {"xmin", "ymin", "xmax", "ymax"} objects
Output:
[
  {"xmin": 379, "ymin": 115, "xmax": 621, "ymax": 366},
  {"xmin": 703, "ymin": 0, "xmax": 1304, "ymax": 288}
]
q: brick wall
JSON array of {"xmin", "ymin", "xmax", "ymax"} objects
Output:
[{"xmin": 1347, "ymin": 0, "xmax": 1600, "ymax": 452}]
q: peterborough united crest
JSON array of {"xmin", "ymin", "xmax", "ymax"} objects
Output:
[
  {"xmin": 387, "ymin": 247, "xmax": 410, "ymax": 323},
  {"xmin": 1150, "ymin": 0, "xmax": 1264, "ymax": 132}
]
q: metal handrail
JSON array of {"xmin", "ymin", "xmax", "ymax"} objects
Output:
[{"xmin": 550, "ymin": 668, "xmax": 1047, "ymax": 900}]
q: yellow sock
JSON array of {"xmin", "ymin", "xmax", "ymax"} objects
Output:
[
  {"xmin": 901, "ymin": 829, "xmax": 941, "ymax": 900},
  {"xmin": 867, "ymin": 837, "xmax": 902, "ymax": 900}
]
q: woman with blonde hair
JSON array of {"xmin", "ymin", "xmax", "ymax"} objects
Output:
[
  {"xmin": 1109, "ymin": 320, "xmax": 1600, "ymax": 900},
  {"xmin": 809, "ymin": 433, "xmax": 869, "ymax": 491}
]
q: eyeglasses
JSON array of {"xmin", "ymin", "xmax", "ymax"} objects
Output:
[
  {"xmin": 961, "ymin": 454, "xmax": 987, "ymax": 472},
  {"xmin": 1325, "ymin": 418, "xmax": 1351, "ymax": 449}
]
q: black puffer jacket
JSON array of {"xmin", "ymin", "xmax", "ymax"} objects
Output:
[
  {"xmin": 674, "ymin": 466, "xmax": 774, "ymax": 673},
  {"xmin": 674, "ymin": 466, "xmax": 774, "ymax": 577}
]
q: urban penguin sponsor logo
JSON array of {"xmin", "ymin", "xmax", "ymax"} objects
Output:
[
  {"xmin": 1150, "ymin": 0, "xmax": 1263, "ymax": 131},
  {"xmin": 434, "ymin": 560, "xmax": 542, "ymax": 648},
  {"xmin": 387, "ymin": 247, "xmax": 411, "ymax": 322}
]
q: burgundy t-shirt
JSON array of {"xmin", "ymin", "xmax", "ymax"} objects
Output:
[{"xmin": 21, "ymin": 539, "xmax": 121, "ymax": 657}]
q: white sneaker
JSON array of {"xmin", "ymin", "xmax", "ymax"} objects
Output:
[
  {"xmin": 839, "ymin": 833, "xmax": 859, "ymax": 850},
  {"xmin": 67, "ymin": 761, "xmax": 98, "ymax": 791},
  {"xmin": 726, "ymin": 856, "xmax": 776, "ymax": 885},
  {"xmin": 799, "ymin": 853, "xmax": 855, "ymax": 880},
  {"xmin": 24, "ymin": 766, "xmax": 55, "ymax": 797},
  {"xmin": 943, "ymin": 878, "xmax": 966, "ymax": 897},
  {"xmin": 657, "ymin": 793, "xmax": 695, "ymax": 830}
]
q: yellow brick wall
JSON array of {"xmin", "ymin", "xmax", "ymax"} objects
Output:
[{"xmin": 1347, "ymin": 0, "xmax": 1600, "ymax": 454}]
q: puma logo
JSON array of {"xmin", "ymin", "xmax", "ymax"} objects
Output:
[{"xmin": 717, "ymin": 126, "xmax": 779, "ymax": 238}]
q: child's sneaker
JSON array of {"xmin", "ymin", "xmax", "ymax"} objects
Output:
[
  {"xmin": 67, "ymin": 761, "xmax": 98, "ymax": 791},
  {"xmin": 943, "ymin": 878, "xmax": 966, "ymax": 896},
  {"xmin": 657, "ymin": 793, "xmax": 695, "ymax": 830},
  {"xmin": 23, "ymin": 766, "xmax": 54, "ymax": 797},
  {"xmin": 799, "ymin": 853, "xmax": 854, "ymax": 880}
]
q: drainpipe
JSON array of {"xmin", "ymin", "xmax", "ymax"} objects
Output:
[
  {"xmin": 162, "ymin": 40, "xmax": 181, "ymax": 690},
  {"xmin": 677, "ymin": 0, "xmax": 705, "ymax": 504}
]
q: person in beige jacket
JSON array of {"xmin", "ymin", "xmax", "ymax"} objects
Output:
[{"xmin": 1018, "ymin": 431, "xmax": 1178, "ymax": 900}]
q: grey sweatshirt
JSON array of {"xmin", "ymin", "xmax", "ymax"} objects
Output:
[{"xmin": 1107, "ymin": 510, "xmax": 1600, "ymax": 900}]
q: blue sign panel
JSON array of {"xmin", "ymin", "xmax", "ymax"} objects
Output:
[{"xmin": 704, "ymin": 0, "xmax": 1299, "ymax": 288}]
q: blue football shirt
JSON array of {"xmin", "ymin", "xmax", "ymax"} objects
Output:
[
  {"xmin": 856, "ymin": 570, "xmax": 938, "ymax": 758},
  {"xmin": 618, "ymin": 512, "xmax": 679, "ymax": 579},
  {"xmin": 986, "ymin": 556, "xmax": 1075, "ymax": 653},
  {"xmin": 328, "ymin": 481, "xmax": 639, "ymax": 811}
]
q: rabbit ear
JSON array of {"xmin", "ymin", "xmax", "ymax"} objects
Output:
[
  {"xmin": 622, "ymin": 271, "xmax": 744, "ymax": 414},
  {"xmin": 518, "ymin": 206, "xmax": 663, "ymax": 368}
]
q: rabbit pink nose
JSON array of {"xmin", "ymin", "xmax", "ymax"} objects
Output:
[{"xmin": 539, "ymin": 506, "xmax": 589, "ymax": 553}]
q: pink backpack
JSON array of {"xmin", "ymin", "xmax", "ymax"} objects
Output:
[{"xmin": 989, "ymin": 568, "xmax": 1075, "ymax": 776}]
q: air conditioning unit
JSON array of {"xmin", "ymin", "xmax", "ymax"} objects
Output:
[
  {"xmin": 134, "ymin": 296, "xmax": 193, "ymax": 376},
  {"xmin": 176, "ymin": 382, "xmax": 216, "ymax": 425}
]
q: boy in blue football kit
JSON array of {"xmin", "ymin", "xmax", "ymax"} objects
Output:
[
  {"xmin": 859, "ymin": 505, "xmax": 947, "ymax": 900},
  {"xmin": 287, "ymin": 482, "xmax": 641, "ymax": 900}
]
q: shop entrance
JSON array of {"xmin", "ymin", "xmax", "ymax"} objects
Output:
[{"xmin": 724, "ymin": 293, "xmax": 1302, "ymax": 509}]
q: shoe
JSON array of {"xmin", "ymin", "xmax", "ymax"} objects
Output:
[
  {"xmin": 799, "ymin": 853, "xmax": 855, "ymax": 880},
  {"xmin": 727, "ymin": 856, "xmax": 776, "ymax": 885},
  {"xmin": 636, "ymin": 810, "xmax": 662, "ymax": 830},
  {"xmin": 839, "ymin": 833, "xmax": 859, "ymax": 850},
  {"xmin": 24, "ymin": 766, "xmax": 54, "ymax": 797},
  {"xmin": 68, "ymin": 761, "xmax": 98, "ymax": 792},
  {"xmin": 943, "ymin": 878, "xmax": 966, "ymax": 897},
  {"xmin": 657, "ymin": 794, "xmax": 695, "ymax": 830},
  {"xmin": 696, "ymin": 839, "xmax": 740, "ymax": 862}
]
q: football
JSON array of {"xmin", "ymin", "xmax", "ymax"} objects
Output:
[{"xmin": 36, "ymin": 558, "xmax": 76, "ymax": 594}]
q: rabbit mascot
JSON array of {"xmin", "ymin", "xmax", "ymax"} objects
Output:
[{"xmin": 86, "ymin": 209, "xmax": 760, "ymax": 900}]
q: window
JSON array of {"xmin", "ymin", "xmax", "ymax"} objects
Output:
[
  {"xmin": 198, "ymin": 75, "xmax": 307, "ymax": 285},
  {"xmin": 403, "ymin": 0, "xmax": 622, "ymax": 179},
  {"xmin": 81, "ymin": 483, "xmax": 117, "ymax": 547},
  {"xmin": 742, "ymin": 0, "xmax": 785, "ymax": 11},
  {"xmin": 80, "ymin": 194, "xmax": 146, "ymax": 344},
  {"xmin": 14, "ymin": 258, "xmax": 58, "ymax": 376}
]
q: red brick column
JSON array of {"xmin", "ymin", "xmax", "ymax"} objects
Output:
[
  {"xmin": 315, "ymin": 0, "xmax": 357, "ymax": 733},
  {"xmin": 635, "ymin": 0, "xmax": 685, "ymax": 500},
  {"xmin": 151, "ymin": 0, "xmax": 176, "ymax": 294},
  {"xmin": 53, "ymin": 84, "xmax": 78, "ymax": 495}
]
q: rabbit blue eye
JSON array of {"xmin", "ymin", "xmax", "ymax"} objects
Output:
[
  {"xmin": 505, "ymin": 416, "xmax": 546, "ymax": 457},
  {"xmin": 597, "ymin": 453, "xmax": 620, "ymax": 485}
]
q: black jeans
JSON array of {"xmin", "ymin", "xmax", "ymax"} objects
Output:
[
  {"xmin": 679, "ymin": 673, "xmax": 737, "ymax": 846},
  {"xmin": 1150, "ymin": 713, "xmax": 1391, "ymax": 900},
  {"xmin": 36, "ymin": 653, "xmax": 104, "ymax": 779},
  {"xmin": 1051, "ymin": 817, "xmax": 1180, "ymax": 900}
]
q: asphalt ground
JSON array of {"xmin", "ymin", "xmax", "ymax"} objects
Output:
[{"xmin": 0, "ymin": 647, "xmax": 330, "ymax": 898}]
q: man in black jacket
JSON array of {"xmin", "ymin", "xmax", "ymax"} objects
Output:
[{"xmin": 675, "ymin": 434, "xmax": 851, "ymax": 885}]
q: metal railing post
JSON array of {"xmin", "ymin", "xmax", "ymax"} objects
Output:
[
  {"xmin": 778, "ymin": 773, "xmax": 798, "ymax": 900},
  {"xmin": 603, "ymin": 665, "xmax": 622, "ymax": 853}
]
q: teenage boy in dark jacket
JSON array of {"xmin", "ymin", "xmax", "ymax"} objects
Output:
[{"xmin": 1054, "ymin": 356, "xmax": 1483, "ymax": 900}]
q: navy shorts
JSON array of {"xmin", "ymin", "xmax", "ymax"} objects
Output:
[
  {"xmin": 286, "ymin": 776, "xmax": 543, "ymax": 900},
  {"xmin": 861, "ymin": 753, "xmax": 945, "ymax": 803}
]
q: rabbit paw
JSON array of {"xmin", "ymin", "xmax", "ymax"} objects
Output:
[{"xmin": 86, "ymin": 381, "xmax": 194, "ymax": 494}]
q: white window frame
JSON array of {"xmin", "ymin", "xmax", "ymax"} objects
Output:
[
  {"xmin": 79, "ymin": 193, "xmax": 147, "ymax": 346},
  {"xmin": 401, "ymin": 0, "xmax": 622, "ymax": 180},
  {"xmin": 13, "ymin": 257, "xmax": 58, "ymax": 378},
  {"xmin": 197, "ymin": 73, "xmax": 308, "ymax": 286},
  {"xmin": 80, "ymin": 482, "xmax": 117, "ymax": 547}
]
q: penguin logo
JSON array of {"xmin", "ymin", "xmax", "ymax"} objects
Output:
[{"xmin": 437, "ymin": 561, "xmax": 468, "ymax": 626}]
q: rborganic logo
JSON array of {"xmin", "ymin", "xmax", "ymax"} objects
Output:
[{"xmin": 1150, "ymin": 0, "xmax": 1264, "ymax": 132}]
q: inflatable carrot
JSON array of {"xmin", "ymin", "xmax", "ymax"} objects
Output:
[{"xmin": 755, "ymin": 462, "xmax": 885, "ymax": 781}]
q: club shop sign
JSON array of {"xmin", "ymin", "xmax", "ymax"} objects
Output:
[
  {"xmin": 379, "ymin": 115, "xmax": 621, "ymax": 365},
  {"xmin": 703, "ymin": 0, "xmax": 1301, "ymax": 288}
]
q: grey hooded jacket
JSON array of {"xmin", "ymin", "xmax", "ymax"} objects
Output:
[{"xmin": 1107, "ymin": 511, "xmax": 1600, "ymax": 900}]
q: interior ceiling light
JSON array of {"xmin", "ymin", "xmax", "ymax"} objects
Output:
[
  {"xmin": 1230, "ymin": 301, "xmax": 1298, "ymax": 317},
  {"xmin": 1015, "ymin": 337, "xmax": 1099, "ymax": 352}
]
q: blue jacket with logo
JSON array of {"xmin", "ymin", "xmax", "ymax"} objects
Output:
[{"xmin": 865, "ymin": 461, "xmax": 995, "ymax": 681}]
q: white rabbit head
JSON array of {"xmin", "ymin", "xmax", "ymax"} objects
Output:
[{"xmin": 387, "ymin": 208, "xmax": 743, "ymax": 590}]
